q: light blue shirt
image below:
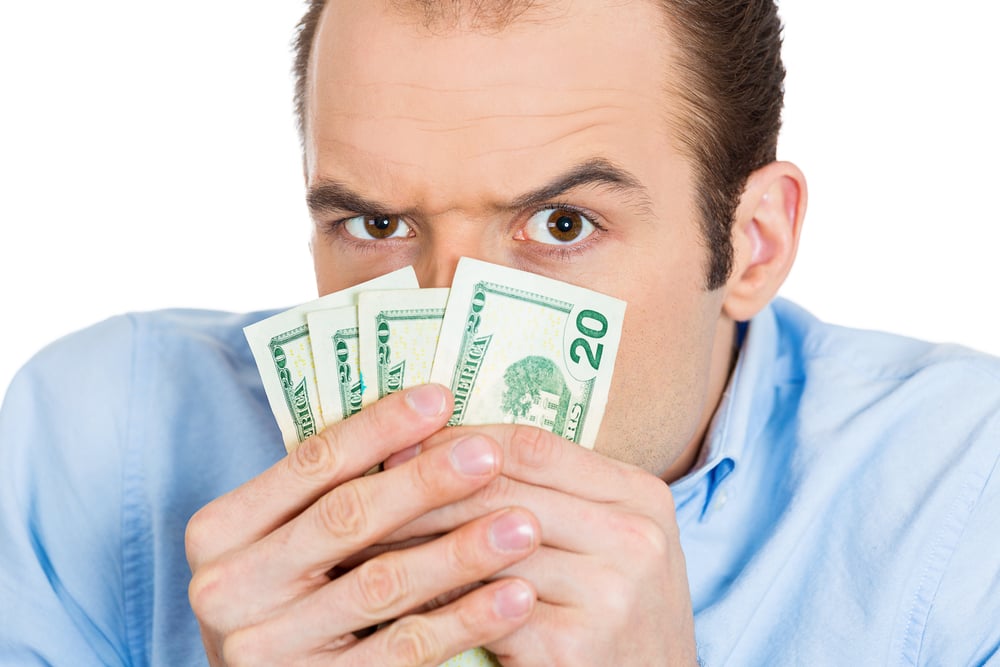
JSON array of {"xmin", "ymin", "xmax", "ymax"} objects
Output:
[{"xmin": 1, "ymin": 300, "xmax": 998, "ymax": 665}]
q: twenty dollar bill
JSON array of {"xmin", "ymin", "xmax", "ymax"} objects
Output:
[{"xmin": 429, "ymin": 258, "xmax": 625, "ymax": 449}]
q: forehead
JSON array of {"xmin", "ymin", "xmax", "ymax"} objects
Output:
[{"xmin": 305, "ymin": 0, "xmax": 684, "ymax": 208}]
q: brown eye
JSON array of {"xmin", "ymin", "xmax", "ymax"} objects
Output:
[
  {"xmin": 343, "ymin": 214, "xmax": 412, "ymax": 241},
  {"xmin": 546, "ymin": 210, "xmax": 585, "ymax": 242},
  {"xmin": 365, "ymin": 215, "xmax": 400, "ymax": 239},
  {"xmin": 521, "ymin": 207, "xmax": 596, "ymax": 246}
]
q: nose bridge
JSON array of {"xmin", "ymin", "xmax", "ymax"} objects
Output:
[
  {"xmin": 416, "ymin": 253, "xmax": 461, "ymax": 288},
  {"xmin": 415, "ymin": 240, "xmax": 472, "ymax": 288},
  {"xmin": 414, "ymin": 217, "xmax": 492, "ymax": 288}
]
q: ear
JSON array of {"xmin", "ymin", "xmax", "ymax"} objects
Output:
[{"xmin": 722, "ymin": 161, "xmax": 807, "ymax": 322}]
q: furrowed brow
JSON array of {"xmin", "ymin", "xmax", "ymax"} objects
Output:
[
  {"xmin": 506, "ymin": 158, "xmax": 653, "ymax": 214},
  {"xmin": 306, "ymin": 158, "xmax": 654, "ymax": 218},
  {"xmin": 307, "ymin": 180, "xmax": 390, "ymax": 216}
]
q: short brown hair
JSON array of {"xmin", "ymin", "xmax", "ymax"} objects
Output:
[{"xmin": 292, "ymin": 0, "xmax": 785, "ymax": 290}]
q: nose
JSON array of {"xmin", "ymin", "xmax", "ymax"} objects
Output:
[
  {"xmin": 414, "ymin": 250, "xmax": 464, "ymax": 288},
  {"xmin": 413, "ymin": 253, "xmax": 458, "ymax": 287},
  {"xmin": 413, "ymin": 226, "xmax": 499, "ymax": 288}
]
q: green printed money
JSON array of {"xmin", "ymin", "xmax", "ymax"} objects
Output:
[
  {"xmin": 358, "ymin": 288, "xmax": 449, "ymax": 406},
  {"xmin": 243, "ymin": 267, "xmax": 419, "ymax": 451},
  {"xmin": 429, "ymin": 258, "xmax": 625, "ymax": 449},
  {"xmin": 307, "ymin": 305, "xmax": 364, "ymax": 424}
]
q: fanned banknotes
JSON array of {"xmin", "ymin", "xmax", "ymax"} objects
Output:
[
  {"xmin": 244, "ymin": 267, "xmax": 419, "ymax": 450},
  {"xmin": 243, "ymin": 260, "xmax": 624, "ymax": 667}
]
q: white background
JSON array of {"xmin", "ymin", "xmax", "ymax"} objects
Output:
[{"xmin": 1, "ymin": 2, "xmax": 998, "ymax": 399}]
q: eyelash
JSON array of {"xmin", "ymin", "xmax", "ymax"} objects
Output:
[{"xmin": 322, "ymin": 202, "xmax": 607, "ymax": 256}]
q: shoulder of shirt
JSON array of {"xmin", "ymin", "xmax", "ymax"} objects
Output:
[
  {"xmin": 19, "ymin": 307, "xmax": 284, "ymax": 382},
  {"xmin": 764, "ymin": 297, "xmax": 1000, "ymax": 486},
  {"xmin": 769, "ymin": 297, "xmax": 1000, "ymax": 388},
  {"xmin": 7, "ymin": 306, "xmax": 285, "ymax": 447},
  {"xmin": 761, "ymin": 299, "xmax": 1000, "ymax": 662}
]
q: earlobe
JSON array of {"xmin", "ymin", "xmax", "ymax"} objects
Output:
[{"xmin": 722, "ymin": 161, "xmax": 807, "ymax": 322}]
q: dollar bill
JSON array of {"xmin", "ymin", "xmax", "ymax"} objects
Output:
[
  {"xmin": 440, "ymin": 648, "xmax": 501, "ymax": 666},
  {"xmin": 429, "ymin": 258, "xmax": 625, "ymax": 449},
  {"xmin": 307, "ymin": 305, "xmax": 364, "ymax": 425},
  {"xmin": 358, "ymin": 288, "xmax": 449, "ymax": 406},
  {"xmin": 244, "ymin": 267, "xmax": 419, "ymax": 451}
]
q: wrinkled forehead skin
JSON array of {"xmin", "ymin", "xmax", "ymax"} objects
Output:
[{"xmin": 302, "ymin": 0, "xmax": 689, "ymax": 218}]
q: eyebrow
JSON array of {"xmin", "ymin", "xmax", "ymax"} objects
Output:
[
  {"xmin": 507, "ymin": 158, "xmax": 653, "ymax": 214},
  {"xmin": 307, "ymin": 180, "xmax": 390, "ymax": 216},
  {"xmin": 306, "ymin": 157, "xmax": 653, "ymax": 217}
]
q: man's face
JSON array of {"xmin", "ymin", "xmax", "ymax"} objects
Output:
[{"xmin": 306, "ymin": 0, "xmax": 736, "ymax": 478}]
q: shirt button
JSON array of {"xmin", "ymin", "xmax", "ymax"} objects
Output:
[{"xmin": 714, "ymin": 489, "xmax": 729, "ymax": 510}]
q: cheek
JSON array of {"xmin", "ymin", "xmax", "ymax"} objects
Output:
[
  {"xmin": 311, "ymin": 241, "xmax": 335, "ymax": 294},
  {"xmin": 311, "ymin": 242, "xmax": 359, "ymax": 296},
  {"xmin": 310, "ymin": 237, "xmax": 412, "ymax": 296},
  {"xmin": 615, "ymin": 294, "xmax": 706, "ymax": 397},
  {"xmin": 594, "ymin": 264, "xmax": 724, "ymax": 465}
]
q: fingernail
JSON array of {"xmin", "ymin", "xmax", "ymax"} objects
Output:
[
  {"xmin": 450, "ymin": 436, "xmax": 496, "ymax": 476},
  {"xmin": 489, "ymin": 511, "xmax": 535, "ymax": 552},
  {"xmin": 494, "ymin": 581, "xmax": 533, "ymax": 619},
  {"xmin": 405, "ymin": 384, "xmax": 445, "ymax": 417}
]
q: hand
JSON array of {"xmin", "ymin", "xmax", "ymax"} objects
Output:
[
  {"xmin": 382, "ymin": 423, "xmax": 698, "ymax": 666},
  {"xmin": 184, "ymin": 385, "xmax": 540, "ymax": 666}
]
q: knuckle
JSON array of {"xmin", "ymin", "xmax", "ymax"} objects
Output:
[
  {"xmin": 619, "ymin": 513, "xmax": 670, "ymax": 560},
  {"xmin": 509, "ymin": 425, "xmax": 558, "ymax": 470},
  {"xmin": 355, "ymin": 556, "xmax": 409, "ymax": 614},
  {"xmin": 188, "ymin": 561, "xmax": 225, "ymax": 620},
  {"xmin": 445, "ymin": 530, "xmax": 486, "ymax": 576},
  {"xmin": 288, "ymin": 430, "xmax": 342, "ymax": 481},
  {"xmin": 362, "ymin": 399, "xmax": 398, "ymax": 440},
  {"xmin": 222, "ymin": 626, "xmax": 264, "ymax": 667},
  {"xmin": 184, "ymin": 505, "xmax": 216, "ymax": 566},
  {"xmin": 316, "ymin": 483, "xmax": 369, "ymax": 540},
  {"xmin": 595, "ymin": 570, "xmax": 632, "ymax": 619},
  {"xmin": 410, "ymin": 448, "xmax": 445, "ymax": 498},
  {"xmin": 452, "ymin": 592, "xmax": 489, "ymax": 637},
  {"xmin": 384, "ymin": 616, "xmax": 440, "ymax": 666},
  {"xmin": 474, "ymin": 474, "xmax": 512, "ymax": 511}
]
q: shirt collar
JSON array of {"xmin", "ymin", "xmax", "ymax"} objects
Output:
[{"xmin": 670, "ymin": 301, "xmax": 780, "ymax": 517}]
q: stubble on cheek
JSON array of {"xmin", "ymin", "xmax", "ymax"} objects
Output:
[{"xmin": 595, "ymin": 292, "xmax": 725, "ymax": 478}]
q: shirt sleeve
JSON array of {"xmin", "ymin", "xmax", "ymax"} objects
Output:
[{"xmin": 0, "ymin": 316, "xmax": 136, "ymax": 665}]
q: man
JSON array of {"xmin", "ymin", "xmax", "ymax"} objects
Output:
[{"xmin": 1, "ymin": 1, "xmax": 997, "ymax": 665}]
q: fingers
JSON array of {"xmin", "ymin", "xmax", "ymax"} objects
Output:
[
  {"xmin": 186, "ymin": 384, "xmax": 453, "ymax": 568},
  {"xmin": 342, "ymin": 580, "xmax": 536, "ymax": 667},
  {"xmin": 191, "ymin": 432, "xmax": 507, "ymax": 630},
  {"xmin": 276, "ymin": 433, "xmax": 505, "ymax": 571},
  {"xmin": 377, "ymin": 477, "xmax": 603, "ymax": 553},
  {"xmin": 230, "ymin": 509, "xmax": 540, "ymax": 663},
  {"xmin": 411, "ymin": 423, "xmax": 667, "ymax": 506},
  {"xmin": 382, "ymin": 422, "xmax": 678, "ymax": 560},
  {"xmin": 351, "ymin": 579, "xmax": 535, "ymax": 667}
]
